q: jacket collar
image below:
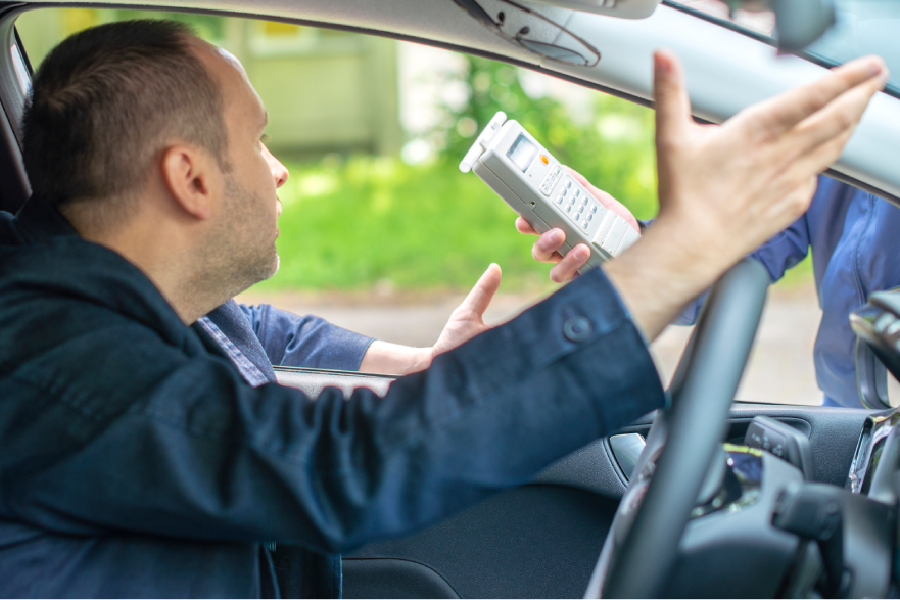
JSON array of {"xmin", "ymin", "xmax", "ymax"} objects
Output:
[
  {"xmin": 2, "ymin": 195, "xmax": 265, "ymax": 371},
  {"xmin": 12, "ymin": 194, "xmax": 79, "ymax": 243}
]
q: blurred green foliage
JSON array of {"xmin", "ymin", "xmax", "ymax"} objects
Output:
[
  {"xmin": 252, "ymin": 155, "xmax": 555, "ymax": 292},
  {"xmin": 438, "ymin": 56, "xmax": 658, "ymax": 220}
]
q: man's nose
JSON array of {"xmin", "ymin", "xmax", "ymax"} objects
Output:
[{"xmin": 261, "ymin": 143, "xmax": 289, "ymax": 189}]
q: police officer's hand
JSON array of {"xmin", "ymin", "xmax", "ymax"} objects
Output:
[{"xmin": 517, "ymin": 169, "xmax": 639, "ymax": 283}]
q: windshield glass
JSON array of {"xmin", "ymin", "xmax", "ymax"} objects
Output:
[{"xmin": 670, "ymin": 0, "xmax": 900, "ymax": 97}]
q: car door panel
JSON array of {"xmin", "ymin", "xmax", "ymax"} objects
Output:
[
  {"xmin": 274, "ymin": 369, "xmax": 872, "ymax": 597},
  {"xmin": 343, "ymin": 402, "xmax": 870, "ymax": 598}
]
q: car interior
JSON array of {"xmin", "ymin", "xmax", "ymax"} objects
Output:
[{"xmin": 4, "ymin": 0, "xmax": 900, "ymax": 597}]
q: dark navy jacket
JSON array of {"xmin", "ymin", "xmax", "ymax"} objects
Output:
[
  {"xmin": 0, "ymin": 199, "xmax": 664, "ymax": 597},
  {"xmin": 2, "ymin": 199, "xmax": 376, "ymax": 598},
  {"xmin": 677, "ymin": 175, "xmax": 900, "ymax": 407}
]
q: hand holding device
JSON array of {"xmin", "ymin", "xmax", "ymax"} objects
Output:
[
  {"xmin": 517, "ymin": 169, "xmax": 639, "ymax": 282},
  {"xmin": 460, "ymin": 112, "xmax": 640, "ymax": 274}
]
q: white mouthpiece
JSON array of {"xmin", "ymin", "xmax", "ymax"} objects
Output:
[{"xmin": 459, "ymin": 111, "xmax": 508, "ymax": 174}]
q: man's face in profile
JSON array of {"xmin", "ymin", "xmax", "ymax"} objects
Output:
[{"xmin": 193, "ymin": 39, "xmax": 288, "ymax": 288}]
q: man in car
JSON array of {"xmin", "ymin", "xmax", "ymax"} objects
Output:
[
  {"xmin": 0, "ymin": 20, "xmax": 886, "ymax": 597},
  {"xmin": 525, "ymin": 173, "xmax": 896, "ymax": 408}
]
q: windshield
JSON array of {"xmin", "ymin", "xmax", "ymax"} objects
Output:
[{"xmin": 670, "ymin": 0, "xmax": 900, "ymax": 98}]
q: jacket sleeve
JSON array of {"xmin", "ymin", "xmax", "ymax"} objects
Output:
[
  {"xmin": 238, "ymin": 303, "xmax": 374, "ymax": 370},
  {"xmin": 672, "ymin": 213, "xmax": 811, "ymax": 326},
  {"xmin": 3, "ymin": 267, "xmax": 664, "ymax": 554}
]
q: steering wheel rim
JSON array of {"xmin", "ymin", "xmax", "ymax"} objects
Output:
[{"xmin": 586, "ymin": 258, "xmax": 771, "ymax": 598}]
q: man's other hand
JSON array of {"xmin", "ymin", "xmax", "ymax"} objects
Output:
[
  {"xmin": 516, "ymin": 169, "xmax": 639, "ymax": 283},
  {"xmin": 358, "ymin": 264, "xmax": 503, "ymax": 375},
  {"xmin": 432, "ymin": 263, "xmax": 503, "ymax": 358}
]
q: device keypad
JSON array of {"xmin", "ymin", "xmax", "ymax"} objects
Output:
[
  {"xmin": 539, "ymin": 165, "xmax": 563, "ymax": 195},
  {"xmin": 555, "ymin": 176, "xmax": 606, "ymax": 232}
]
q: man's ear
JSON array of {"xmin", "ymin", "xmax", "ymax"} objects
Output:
[{"xmin": 160, "ymin": 145, "xmax": 220, "ymax": 221}]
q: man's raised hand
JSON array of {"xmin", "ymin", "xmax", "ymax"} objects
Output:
[
  {"xmin": 650, "ymin": 49, "xmax": 887, "ymax": 277},
  {"xmin": 603, "ymin": 50, "xmax": 888, "ymax": 341}
]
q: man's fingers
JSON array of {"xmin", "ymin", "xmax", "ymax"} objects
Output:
[
  {"xmin": 532, "ymin": 228, "xmax": 567, "ymax": 262},
  {"xmin": 550, "ymin": 244, "xmax": 589, "ymax": 283},
  {"xmin": 654, "ymin": 49, "xmax": 692, "ymax": 146},
  {"xmin": 745, "ymin": 55, "xmax": 886, "ymax": 139},
  {"xmin": 790, "ymin": 68, "xmax": 886, "ymax": 157},
  {"xmin": 790, "ymin": 126, "xmax": 855, "ymax": 184},
  {"xmin": 458, "ymin": 263, "xmax": 502, "ymax": 319}
]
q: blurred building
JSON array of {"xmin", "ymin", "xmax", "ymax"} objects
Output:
[{"xmin": 15, "ymin": 8, "xmax": 402, "ymax": 158}]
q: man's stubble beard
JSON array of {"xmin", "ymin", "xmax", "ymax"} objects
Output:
[{"xmin": 197, "ymin": 174, "xmax": 280, "ymax": 303}]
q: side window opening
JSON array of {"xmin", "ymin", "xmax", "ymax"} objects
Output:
[
  {"xmin": 14, "ymin": 7, "xmax": 829, "ymax": 407},
  {"xmin": 10, "ymin": 36, "xmax": 31, "ymax": 98}
]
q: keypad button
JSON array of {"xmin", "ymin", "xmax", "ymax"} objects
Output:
[
  {"xmin": 561, "ymin": 187, "xmax": 567, "ymax": 196},
  {"xmin": 574, "ymin": 189, "xmax": 580, "ymax": 197},
  {"xmin": 590, "ymin": 205, "xmax": 598, "ymax": 214},
  {"xmin": 556, "ymin": 195, "xmax": 564, "ymax": 204},
  {"xmin": 586, "ymin": 213, "xmax": 593, "ymax": 221},
  {"xmin": 568, "ymin": 196, "xmax": 576, "ymax": 205},
  {"xmin": 566, "ymin": 180, "xmax": 572, "ymax": 188},
  {"xmin": 577, "ymin": 205, "xmax": 585, "ymax": 214},
  {"xmin": 565, "ymin": 204, "xmax": 572, "ymax": 213},
  {"xmin": 581, "ymin": 197, "xmax": 588, "ymax": 205},
  {"xmin": 581, "ymin": 220, "xmax": 589, "ymax": 229}
]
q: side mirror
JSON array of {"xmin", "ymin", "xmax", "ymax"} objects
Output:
[{"xmin": 850, "ymin": 288, "xmax": 900, "ymax": 410}]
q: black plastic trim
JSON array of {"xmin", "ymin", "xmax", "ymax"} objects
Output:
[{"xmin": 342, "ymin": 557, "xmax": 461, "ymax": 599}]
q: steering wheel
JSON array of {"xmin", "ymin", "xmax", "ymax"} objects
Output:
[{"xmin": 585, "ymin": 258, "xmax": 771, "ymax": 598}]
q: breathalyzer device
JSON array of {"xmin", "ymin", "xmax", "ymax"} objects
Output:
[{"xmin": 459, "ymin": 112, "xmax": 640, "ymax": 272}]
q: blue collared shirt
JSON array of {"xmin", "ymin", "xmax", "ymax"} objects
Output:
[{"xmin": 677, "ymin": 175, "xmax": 900, "ymax": 407}]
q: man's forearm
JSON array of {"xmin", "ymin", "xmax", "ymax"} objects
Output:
[
  {"xmin": 603, "ymin": 217, "xmax": 730, "ymax": 341},
  {"xmin": 359, "ymin": 340, "xmax": 432, "ymax": 375}
]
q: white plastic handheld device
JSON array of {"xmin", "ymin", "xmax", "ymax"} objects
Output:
[{"xmin": 460, "ymin": 112, "xmax": 640, "ymax": 272}]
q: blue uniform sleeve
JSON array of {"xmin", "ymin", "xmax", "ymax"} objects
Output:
[
  {"xmin": 3, "ymin": 266, "xmax": 664, "ymax": 554},
  {"xmin": 238, "ymin": 304, "xmax": 374, "ymax": 371},
  {"xmin": 671, "ymin": 214, "xmax": 811, "ymax": 326}
]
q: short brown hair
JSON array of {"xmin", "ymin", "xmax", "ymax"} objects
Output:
[{"xmin": 22, "ymin": 19, "xmax": 227, "ymax": 207}]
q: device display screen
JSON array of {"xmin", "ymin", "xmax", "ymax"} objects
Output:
[{"xmin": 507, "ymin": 134, "xmax": 538, "ymax": 172}]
